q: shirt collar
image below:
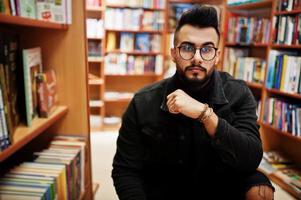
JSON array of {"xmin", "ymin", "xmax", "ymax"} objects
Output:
[{"xmin": 160, "ymin": 70, "xmax": 229, "ymax": 112}]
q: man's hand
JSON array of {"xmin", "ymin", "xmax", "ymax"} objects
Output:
[{"xmin": 166, "ymin": 89, "xmax": 205, "ymax": 119}]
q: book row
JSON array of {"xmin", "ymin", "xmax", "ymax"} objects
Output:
[
  {"xmin": 86, "ymin": 0, "xmax": 101, "ymax": 7},
  {"xmin": 277, "ymin": 0, "xmax": 301, "ymax": 11},
  {"xmin": 266, "ymin": 50, "xmax": 301, "ymax": 94},
  {"xmin": 224, "ymin": 48, "xmax": 266, "ymax": 84},
  {"xmin": 0, "ymin": 136, "xmax": 86, "ymax": 200},
  {"xmin": 0, "ymin": 32, "xmax": 57, "ymax": 151},
  {"xmin": 272, "ymin": 14, "xmax": 301, "ymax": 45},
  {"xmin": 106, "ymin": 32, "xmax": 161, "ymax": 53},
  {"xmin": 263, "ymin": 97, "xmax": 301, "ymax": 137},
  {"xmin": 223, "ymin": 48, "xmax": 266, "ymax": 84},
  {"xmin": 104, "ymin": 53, "xmax": 163, "ymax": 75},
  {"xmin": 88, "ymin": 41, "xmax": 102, "ymax": 58},
  {"xmin": 86, "ymin": 19, "xmax": 104, "ymax": 39},
  {"xmin": 227, "ymin": 16, "xmax": 271, "ymax": 44},
  {"xmin": 105, "ymin": 0, "xmax": 166, "ymax": 9},
  {"xmin": 105, "ymin": 8, "xmax": 164, "ymax": 31},
  {"xmin": 0, "ymin": 0, "xmax": 72, "ymax": 24}
]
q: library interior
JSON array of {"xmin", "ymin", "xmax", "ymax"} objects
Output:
[{"xmin": 0, "ymin": 0, "xmax": 301, "ymax": 199}]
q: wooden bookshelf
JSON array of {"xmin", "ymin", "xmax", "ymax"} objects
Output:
[
  {"xmin": 0, "ymin": 14, "xmax": 68, "ymax": 29},
  {"xmin": 86, "ymin": 0, "xmax": 105, "ymax": 130},
  {"xmin": 0, "ymin": 106, "xmax": 68, "ymax": 162},
  {"xmin": 103, "ymin": 1, "xmax": 166, "ymax": 126},
  {"xmin": 246, "ymin": 81, "xmax": 264, "ymax": 90},
  {"xmin": 223, "ymin": 1, "xmax": 301, "ymax": 198},
  {"xmin": 0, "ymin": 1, "xmax": 93, "ymax": 198}
]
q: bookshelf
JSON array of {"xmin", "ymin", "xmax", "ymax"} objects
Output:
[
  {"xmin": 223, "ymin": 0, "xmax": 301, "ymax": 198},
  {"xmin": 102, "ymin": 0, "xmax": 166, "ymax": 127},
  {"xmin": 86, "ymin": 0, "xmax": 105, "ymax": 131},
  {"xmin": 0, "ymin": 1, "xmax": 93, "ymax": 199}
]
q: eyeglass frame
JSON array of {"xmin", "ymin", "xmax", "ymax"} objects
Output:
[{"xmin": 176, "ymin": 44, "xmax": 218, "ymax": 61}]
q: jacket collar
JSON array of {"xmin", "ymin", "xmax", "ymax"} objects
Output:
[{"xmin": 160, "ymin": 70, "xmax": 229, "ymax": 112}]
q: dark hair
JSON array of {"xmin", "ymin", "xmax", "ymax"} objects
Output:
[{"xmin": 174, "ymin": 5, "xmax": 220, "ymax": 46}]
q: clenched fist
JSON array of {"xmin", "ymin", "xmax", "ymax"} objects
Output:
[{"xmin": 166, "ymin": 89, "xmax": 206, "ymax": 119}]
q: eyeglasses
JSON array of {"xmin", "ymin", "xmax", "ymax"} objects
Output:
[{"xmin": 177, "ymin": 44, "xmax": 218, "ymax": 61}]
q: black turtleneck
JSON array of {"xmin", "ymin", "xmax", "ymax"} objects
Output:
[{"xmin": 174, "ymin": 69, "xmax": 216, "ymax": 103}]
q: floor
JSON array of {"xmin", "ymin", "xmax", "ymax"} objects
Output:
[{"xmin": 91, "ymin": 131, "xmax": 297, "ymax": 200}]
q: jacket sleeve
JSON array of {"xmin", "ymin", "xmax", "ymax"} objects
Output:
[
  {"xmin": 211, "ymin": 85, "xmax": 263, "ymax": 172},
  {"xmin": 111, "ymin": 98, "xmax": 147, "ymax": 200}
]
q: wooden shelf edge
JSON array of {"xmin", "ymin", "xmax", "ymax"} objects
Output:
[
  {"xmin": 105, "ymin": 29, "xmax": 162, "ymax": 34},
  {"xmin": 266, "ymin": 88, "xmax": 301, "ymax": 100},
  {"xmin": 227, "ymin": 0, "xmax": 272, "ymax": 10},
  {"xmin": 86, "ymin": 6, "xmax": 104, "ymax": 12},
  {"xmin": 105, "ymin": 4, "xmax": 164, "ymax": 11},
  {"xmin": 0, "ymin": 14, "xmax": 68, "ymax": 30},
  {"xmin": 274, "ymin": 9, "xmax": 301, "ymax": 15},
  {"xmin": 246, "ymin": 81, "xmax": 264, "ymax": 89},
  {"xmin": 259, "ymin": 121, "xmax": 301, "ymax": 141},
  {"xmin": 225, "ymin": 42, "xmax": 268, "ymax": 47},
  {"xmin": 105, "ymin": 73, "xmax": 160, "ymax": 77},
  {"xmin": 271, "ymin": 44, "xmax": 301, "ymax": 49},
  {"xmin": 0, "ymin": 106, "xmax": 68, "ymax": 162}
]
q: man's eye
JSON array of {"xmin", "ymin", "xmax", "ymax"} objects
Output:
[
  {"xmin": 182, "ymin": 45, "xmax": 194, "ymax": 51},
  {"xmin": 202, "ymin": 47, "xmax": 211, "ymax": 52}
]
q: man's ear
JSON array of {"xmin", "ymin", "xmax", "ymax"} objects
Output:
[
  {"xmin": 215, "ymin": 49, "xmax": 221, "ymax": 65},
  {"xmin": 170, "ymin": 48, "xmax": 176, "ymax": 63}
]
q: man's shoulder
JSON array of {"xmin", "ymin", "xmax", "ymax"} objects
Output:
[{"xmin": 219, "ymin": 71, "xmax": 248, "ymax": 89}]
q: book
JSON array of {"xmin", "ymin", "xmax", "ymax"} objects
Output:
[
  {"xmin": 135, "ymin": 33, "xmax": 150, "ymax": 52},
  {"xmin": 119, "ymin": 33, "xmax": 134, "ymax": 51},
  {"xmin": 36, "ymin": 0, "xmax": 54, "ymax": 22},
  {"xmin": 37, "ymin": 69, "xmax": 58, "ymax": 118},
  {"xmin": 22, "ymin": 47, "xmax": 43, "ymax": 126},
  {"xmin": 15, "ymin": 0, "xmax": 36, "ymax": 19}
]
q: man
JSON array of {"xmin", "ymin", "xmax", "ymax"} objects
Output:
[{"xmin": 112, "ymin": 5, "xmax": 274, "ymax": 200}]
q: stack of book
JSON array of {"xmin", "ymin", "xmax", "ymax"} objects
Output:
[{"xmin": 0, "ymin": 136, "xmax": 86, "ymax": 200}]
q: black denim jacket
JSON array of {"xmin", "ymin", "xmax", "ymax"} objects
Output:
[{"xmin": 112, "ymin": 70, "xmax": 263, "ymax": 200}]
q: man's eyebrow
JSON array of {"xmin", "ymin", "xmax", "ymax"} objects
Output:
[{"xmin": 202, "ymin": 42, "xmax": 215, "ymax": 46}]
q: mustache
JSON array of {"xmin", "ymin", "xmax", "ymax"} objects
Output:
[{"xmin": 185, "ymin": 65, "xmax": 207, "ymax": 72}]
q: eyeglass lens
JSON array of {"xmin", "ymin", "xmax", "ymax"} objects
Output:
[{"xmin": 179, "ymin": 44, "xmax": 216, "ymax": 61}]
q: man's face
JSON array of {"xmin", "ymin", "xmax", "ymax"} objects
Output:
[{"xmin": 171, "ymin": 25, "xmax": 220, "ymax": 83}]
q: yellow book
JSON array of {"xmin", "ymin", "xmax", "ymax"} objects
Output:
[{"xmin": 106, "ymin": 32, "xmax": 117, "ymax": 51}]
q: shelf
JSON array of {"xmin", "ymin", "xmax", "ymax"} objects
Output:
[
  {"xmin": 86, "ymin": 6, "xmax": 104, "ymax": 12},
  {"xmin": 106, "ymin": 50, "xmax": 161, "ymax": 56},
  {"xmin": 274, "ymin": 9, "xmax": 301, "ymax": 15},
  {"xmin": 89, "ymin": 79, "xmax": 104, "ymax": 85},
  {"xmin": 106, "ymin": 4, "xmax": 164, "ymax": 11},
  {"xmin": 271, "ymin": 44, "xmax": 301, "ymax": 49},
  {"xmin": 87, "ymin": 37, "xmax": 103, "ymax": 40},
  {"xmin": 0, "ymin": 14, "xmax": 68, "ymax": 29},
  {"xmin": 266, "ymin": 88, "xmax": 301, "ymax": 100},
  {"xmin": 105, "ymin": 73, "xmax": 160, "ymax": 77},
  {"xmin": 227, "ymin": 0, "xmax": 272, "ymax": 10},
  {"xmin": 88, "ymin": 57, "xmax": 104, "ymax": 63},
  {"xmin": 246, "ymin": 81, "xmax": 264, "ymax": 89},
  {"xmin": 105, "ymin": 98, "xmax": 132, "ymax": 103},
  {"xmin": 225, "ymin": 42, "xmax": 268, "ymax": 47},
  {"xmin": 259, "ymin": 122, "xmax": 301, "ymax": 142},
  {"xmin": 0, "ymin": 106, "xmax": 68, "ymax": 162},
  {"xmin": 89, "ymin": 100, "xmax": 104, "ymax": 108},
  {"xmin": 105, "ymin": 29, "xmax": 162, "ymax": 34}
]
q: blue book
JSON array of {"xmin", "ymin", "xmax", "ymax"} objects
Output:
[{"xmin": 135, "ymin": 33, "xmax": 150, "ymax": 52}]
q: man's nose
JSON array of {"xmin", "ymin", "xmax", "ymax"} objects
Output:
[{"xmin": 192, "ymin": 49, "xmax": 204, "ymax": 63}]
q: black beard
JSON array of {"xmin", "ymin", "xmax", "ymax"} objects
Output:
[{"xmin": 176, "ymin": 65, "xmax": 214, "ymax": 91}]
